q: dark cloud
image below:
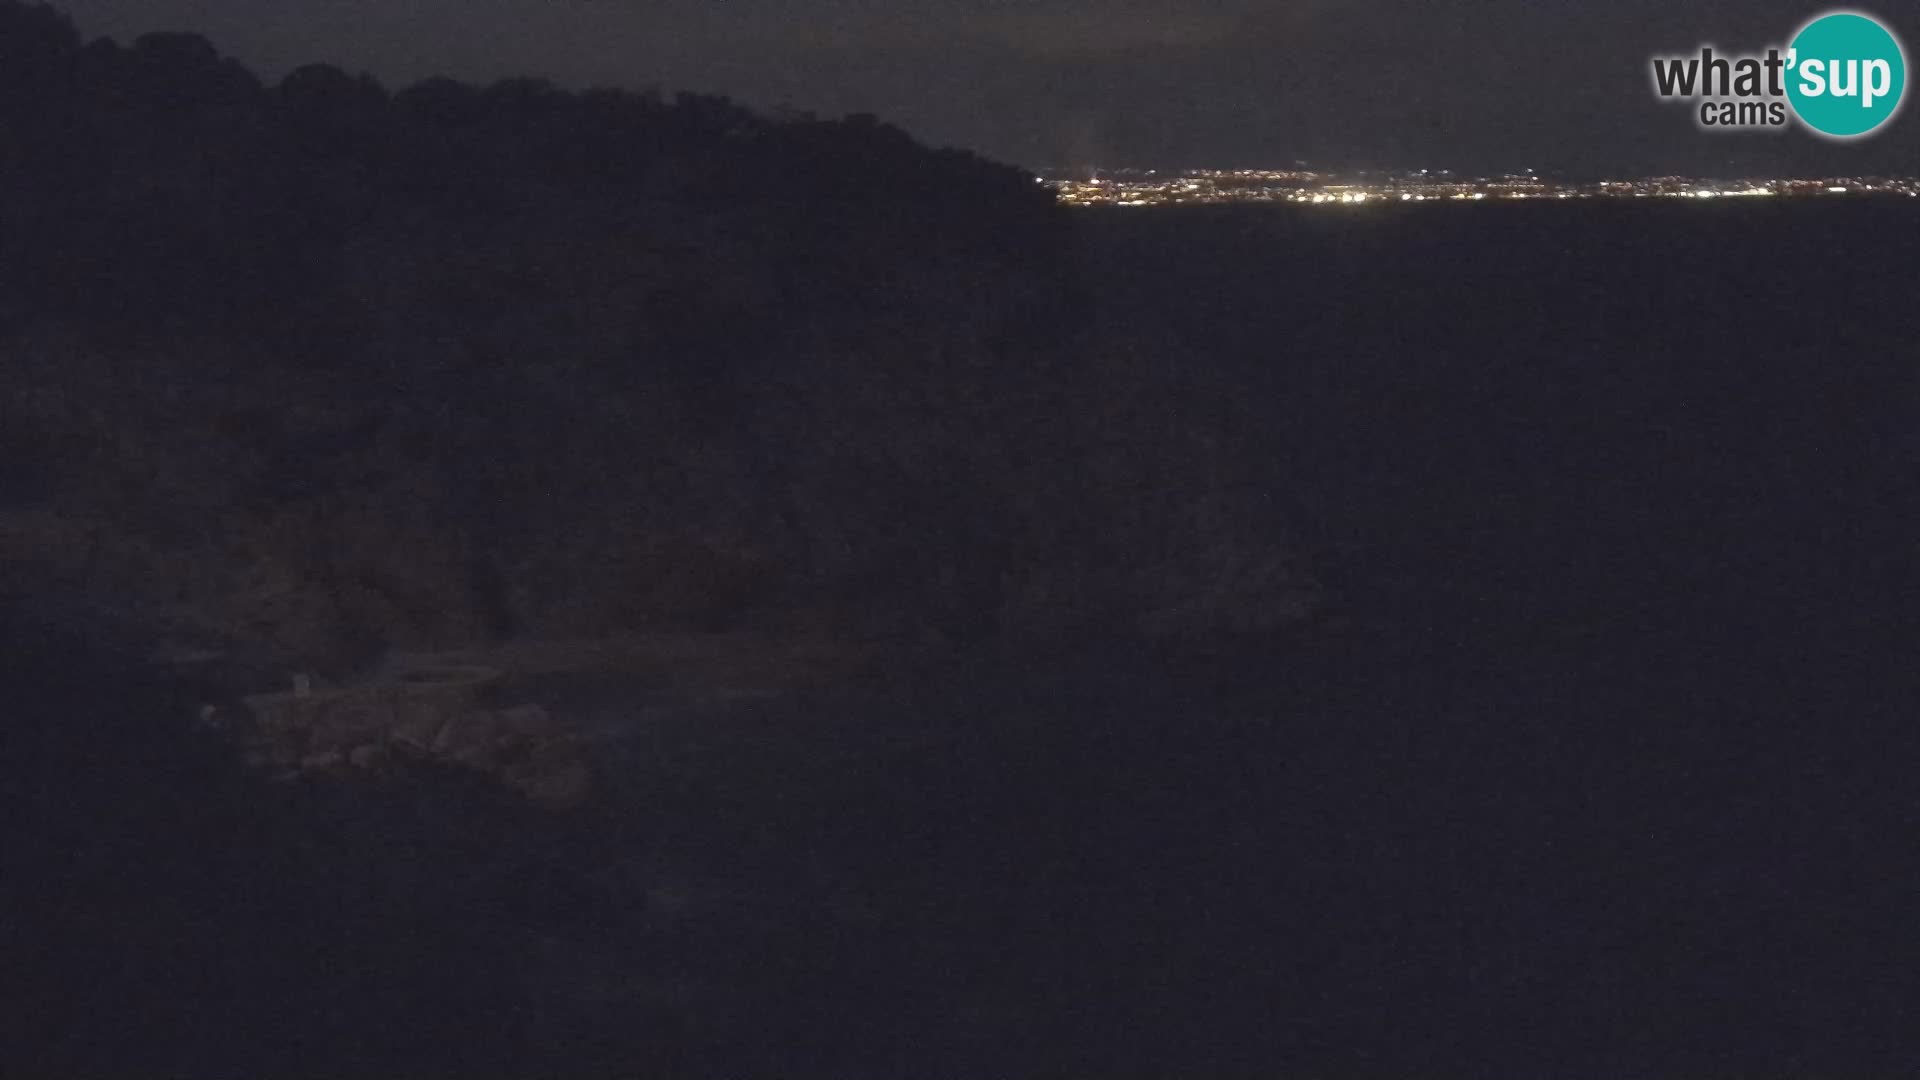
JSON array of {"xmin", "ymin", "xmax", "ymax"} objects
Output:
[{"xmin": 54, "ymin": 0, "xmax": 1920, "ymax": 174}]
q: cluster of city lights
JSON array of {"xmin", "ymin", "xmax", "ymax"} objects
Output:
[{"xmin": 1040, "ymin": 169, "xmax": 1920, "ymax": 208}]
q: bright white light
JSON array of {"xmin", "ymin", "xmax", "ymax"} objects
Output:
[{"xmin": 1828, "ymin": 186, "xmax": 1849, "ymax": 193}]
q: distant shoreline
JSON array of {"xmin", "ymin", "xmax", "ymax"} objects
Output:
[{"xmin": 1043, "ymin": 171, "xmax": 1920, "ymax": 208}]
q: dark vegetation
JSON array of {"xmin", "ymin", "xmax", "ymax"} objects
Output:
[
  {"xmin": 6, "ymin": 1, "xmax": 1920, "ymax": 1074},
  {"xmin": 0, "ymin": 0, "xmax": 1307, "ymax": 673}
]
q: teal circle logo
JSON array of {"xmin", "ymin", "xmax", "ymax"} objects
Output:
[{"xmin": 1785, "ymin": 11, "xmax": 1907, "ymax": 138}]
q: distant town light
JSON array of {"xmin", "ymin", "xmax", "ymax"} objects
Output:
[{"xmin": 1035, "ymin": 170, "xmax": 1917, "ymax": 208}]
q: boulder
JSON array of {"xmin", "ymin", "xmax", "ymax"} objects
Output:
[
  {"xmin": 496, "ymin": 704, "xmax": 563, "ymax": 739},
  {"xmin": 429, "ymin": 708, "xmax": 500, "ymax": 759},
  {"xmin": 299, "ymin": 750, "xmax": 345, "ymax": 772},
  {"xmin": 388, "ymin": 699, "xmax": 449, "ymax": 752},
  {"xmin": 305, "ymin": 694, "xmax": 391, "ymax": 751},
  {"xmin": 505, "ymin": 737, "xmax": 594, "ymax": 810},
  {"xmin": 227, "ymin": 664, "xmax": 588, "ymax": 808}
]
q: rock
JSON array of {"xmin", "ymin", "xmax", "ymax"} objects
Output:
[
  {"xmin": 390, "ymin": 665, "xmax": 504, "ymax": 715},
  {"xmin": 496, "ymin": 704, "xmax": 561, "ymax": 739},
  {"xmin": 224, "ymin": 671, "xmax": 583, "ymax": 806},
  {"xmin": 306, "ymin": 694, "xmax": 390, "ymax": 751},
  {"xmin": 438, "ymin": 711, "xmax": 517, "ymax": 770},
  {"xmin": 249, "ymin": 730, "xmax": 305, "ymax": 767},
  {"xmin": 510, "ymin": 744, "xmax": 594, "ymax": 810},
  {"xmin": 299, "ymin": 750, "xmax": 345, "ymax": 772},
  {"xmin": 430, "ymin": 709, "xmax": 498, "ymax": 758},
  {"xmin": 428, "ymin": 710, "xmax": 471, "ymax": 756},
  {"xmin": 450, "ymin": 742, "xmax": 507, "ymax": 772},
  {"xmin": 243, "ymin": 690, "xmax": 316, "ymax": 734},
  {"xmin": 389, "ymin": 696, "xmax": 449, "ymax": 751}
]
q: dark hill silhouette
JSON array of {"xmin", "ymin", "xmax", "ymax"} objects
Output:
[{"xmin": 0, "ymin": 0, "xmax": 1300, "ymax": 662}]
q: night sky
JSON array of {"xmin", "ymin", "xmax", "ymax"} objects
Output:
[{"xmin": 57, "ymin": 0, "xmax": 1920, "ymax": 176}]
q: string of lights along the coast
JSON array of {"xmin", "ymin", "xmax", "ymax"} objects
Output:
[{"xmin": 1044, "ymin": 169, "xmax": 1920, "ymax": 206}]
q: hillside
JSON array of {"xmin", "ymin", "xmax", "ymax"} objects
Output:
[{"xmin": 0, "ymin": 1, "xmax": 1311, "ymax": 682}]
